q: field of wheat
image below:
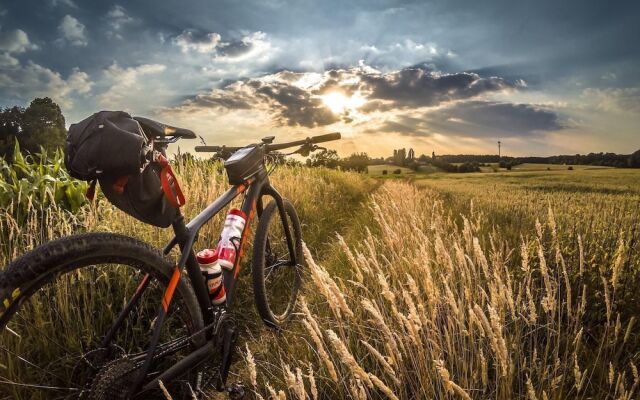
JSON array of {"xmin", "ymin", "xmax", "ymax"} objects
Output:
[{"xmin": 1, "ymin": 157, "xmax": 639, "ymax": 399}]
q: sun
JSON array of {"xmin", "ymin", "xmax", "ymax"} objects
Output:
[{"xmin": 321, "ymin": 92, "xmax": 365, "ymax": 114}]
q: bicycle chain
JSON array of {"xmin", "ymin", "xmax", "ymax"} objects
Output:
[{"xmin": 84, "ymin": 317, "xmax": 222, "ymax": 398}]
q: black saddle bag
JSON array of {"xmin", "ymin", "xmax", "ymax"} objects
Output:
[
  {"xmin": 65, "ymin": 111, "xmax": 184, "ymax": 228},
  {"xmin": 65, "ymin": 111, "xmax": 147, "ymax": 180}
]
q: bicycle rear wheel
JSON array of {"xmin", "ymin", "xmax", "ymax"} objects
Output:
[
  {"xmin": 0, "ymin": 232, "xmax": 204, "ymax": 399},
  {"xmin": 252, "ymin": 199, "xmax": 303, "ymax": 328}
]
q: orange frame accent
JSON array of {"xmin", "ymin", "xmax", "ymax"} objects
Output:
[
  {"xmin": 233, "ymin": 201, "xmax": 257, "ymax": 279},
  {"xmin": 162, "ymin": 267, "xmax": 182, "ymax": 312}
]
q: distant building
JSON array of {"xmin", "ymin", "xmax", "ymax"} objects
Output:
[{"xmin": 393, "ymin": 148, "xmax": 407, "ymax": 165}]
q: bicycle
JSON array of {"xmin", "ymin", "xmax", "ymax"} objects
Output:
[{"xmin": 0, "ymin": 127, "xmax": 341, "ymax": 399}]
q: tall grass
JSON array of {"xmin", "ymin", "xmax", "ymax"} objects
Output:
[
  {"xmin": 2, "ymin": 156, "xmax": 638, "ymax": 399},
  {"xmin": 243, "ymin": 180, "xmax": 639, "ymax": 399},
  {"xmin": 0, "ymin": 158, "xmax": 372, "ymax": 265},
  {"xmin": 0, "ymin": 157, "xmax": 372, "ymax": 399}
]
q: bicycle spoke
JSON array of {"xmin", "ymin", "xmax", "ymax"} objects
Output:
[
  {"xmin": 0, "ymin": 345, "xmax": 75, "ymax": 388},
  {"xmin": 14, "ymin": 312, "xmax": 70, "ymax": 355},
  {"xmin": 265, "ymin": 259, "xmax": 292, "ymax": 281},
  {"xmin": 0, "ymin": 377, "xmax": 79, "ymax": 392}
]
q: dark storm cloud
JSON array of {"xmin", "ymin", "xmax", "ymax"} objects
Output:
[
  {"xmin": 422, "ymin": 101, "xmax": 564, "ymax": 138},
  {"xmin": 217, "ymin": 40, "xmax": 252, "ymax": 57},
  {"xmin": 219, "ymin": 33, "xmax": 265, "ymax": 57},
  {"xmin": 1, "ymin": 0, "xmax": 638, "ymax": 155},
  {"xmin": 185, "ymin": 91, "xmax": 253, "ymax": 110},
  {"xmin": 176, "ymin": 76, "xmax": 340, "ymax": 128},
  {"xmin": 360, "ymin": 67, "xmax": 515, "ymax": 108},
  {"xmin": 2, "ymin": 0, "xmax": 639, "ymax": 85},
  {"xmin": 374, "ymin": 101, "xmax": 564, "ymax": 138},
  {"xmin": 174, "ymin": 65, "xmax": 520, "ymax": 127},
  {"xmin": 251, "ymin": 80, "xmax": 340, "ymax": 127}
]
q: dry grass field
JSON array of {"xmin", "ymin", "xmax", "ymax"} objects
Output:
[
  {"xmin": 1, "ymin": 159, "xmax": 639, "ymax": 399},
  {"xmin": 237, "ymin": 167, "xmax": 640, "ymax": 399}
]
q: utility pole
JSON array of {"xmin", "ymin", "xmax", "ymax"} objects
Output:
[{"xmin": 498, "ymin": 141, "xmax": 501, "ymax": 160}]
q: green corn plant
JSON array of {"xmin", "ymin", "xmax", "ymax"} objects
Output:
[{"xmin": 0, "ymin": 141, "xmax": 87, "ymax": 220}]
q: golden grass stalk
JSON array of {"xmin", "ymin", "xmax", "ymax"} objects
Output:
[
  {"xmin": 325, "ymin": 329, "xmax": 373, "ymax": 387},
  {"xmin": 434, "ymin": 360, "xmax": 472, "ymax": 400},
  {"xmin": 245, "ymin": 344, "xmax": 258, "ymax": 388},
  {"xmin": 360, "ymin": 340, "xmax": 400, "ymax": 386}
]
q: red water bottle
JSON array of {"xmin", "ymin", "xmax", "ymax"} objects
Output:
[
  {"xmin": 196, "ymin": 249, "xmax": 226, "ymax": 306},
  {"xmin": 215, "ymin": 208, "xmax": 247, "ymax": 270}
]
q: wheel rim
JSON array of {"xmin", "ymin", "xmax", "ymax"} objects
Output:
[
  {"xmin": 0, "ymin": 263, "xmax": 195, "ymax": 400},
  {"xmin": 263, "ymin": 209, "xmax": 301, "ymax": 322}
]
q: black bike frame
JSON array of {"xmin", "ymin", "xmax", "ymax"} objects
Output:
[{"xmin": 104, "ymin": 164, "xmax": 298, "ymax": 395}]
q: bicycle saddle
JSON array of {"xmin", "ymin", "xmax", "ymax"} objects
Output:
[{"xmin": 134, "ymin": 116, "xmax": 197, "ymax": 139}]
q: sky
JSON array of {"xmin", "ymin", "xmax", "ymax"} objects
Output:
[{"xmin": 0, "ymin": 0, "xmax": 639, "ymax": 157}]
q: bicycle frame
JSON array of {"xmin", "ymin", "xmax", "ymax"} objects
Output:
[{"xmin": 103, "ymin": 164, "xmax": 299, "ymax": 395}]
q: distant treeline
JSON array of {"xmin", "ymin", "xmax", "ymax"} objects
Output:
[{"xmin": 438, "ymin": 151, "xmax": 640, "ymax": 168}]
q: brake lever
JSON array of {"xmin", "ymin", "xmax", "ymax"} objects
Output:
[{"xmin": 294, "ymin": 143, "xmax": 320, "ymax": 157}]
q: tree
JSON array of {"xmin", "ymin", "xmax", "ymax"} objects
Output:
[
  {"xmin": 340, "ymin": 152, "xmax": 369, "ymax": 172},
  {"xmin": 0, "ymin": 106, "xmax": 25, "ymax": 160},
  {"xmin": 21, "ymin": 98, "xmax": 66, "ymax": 154},
  {"xmin": 630, "ymin": 149, "xmax": 640, "ymax": 168},
  {"xmin": 307, "ymin": 149, "xmax": 340, "ymax": 168}
]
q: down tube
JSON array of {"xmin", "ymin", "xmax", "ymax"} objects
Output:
[{"xmin": 223, "ymin": 180, "xmax": 261, "ymax": 307}]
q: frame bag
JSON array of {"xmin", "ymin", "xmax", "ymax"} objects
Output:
[{"xmin": 65, "ymin": 111, "xmax": 184, "ymax": 228}]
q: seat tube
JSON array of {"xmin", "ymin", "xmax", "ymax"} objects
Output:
[
  {"xmin": 222, "ymin": 177, "xmax": 262, "ymax": 307},
  {"xmin": 171, "ymin": 213, "xmax": 214, "ymax": 326}
]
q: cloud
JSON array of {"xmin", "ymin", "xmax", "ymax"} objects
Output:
[
  {"xmin": 583, "ymin": 87, "xmax": 640, "ymax": 114},
  {"xmin": 50, "ymin": 0, "xmax": 77, "ymax": 8},
  {"xmin": 175, "ymin": 81, "xmax": 255, "ymax": 111},
  {"xmin": 0, "ymin": 29, "xmax": 38, "ymax": 53},
  {"xmin": 168, "ymin": 64, "xmax": 518, "ymax": 128},
  {"xmin": 0, "ymin": 53, "xmax": 19, "ymax": 67},
  {"xmin": 173, "ymin": 31, "xmax": 222, "ymax": 53},
  {"xmin": 99, "ymin": 63, "xmax": 166, "ymax": 107},
  {"xmin": 106, "ymin": 5, "xmax": 135, "ymax": 38},
  {"xmin": 57, "ymin": 15, "xmax": 88, "ymax": 46},
  {"xmin": 360, "ymin": 67, "xmax": 514, "ymax": 108},
  {"xmin": 417, "ymin": 101, "xmax": 564, "ymax": 138},
  {"xmin": 172, "ymin": 30, "xmax": 272, "ymax": 63},
  {"xmin": 357, "ymin": 39, "xmax": 447, "ymax": 67},
  {"xmin": 215, "ymin": 31, "xmax": 272, "ymax": 62},
  {"xmin": 0, "ymin": 60, "xmax": 91, "ymax": 108},
  {"xmin": 251, "ymin": 79, "xmax": 340, "ymax": 127}
]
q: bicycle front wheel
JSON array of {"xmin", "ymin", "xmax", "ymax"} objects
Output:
[
  {"xmin": 0, "ymin": 233, "xmax": 204, "ymax": 400},
  {"xmin": 252, "ymin": 199, "xmax": 303, "ymax": 328}
]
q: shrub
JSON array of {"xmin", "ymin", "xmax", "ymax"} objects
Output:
[
  {"xmin": 382, "ymin": 170, "xmax": 388, "ymax": 175},
  {"xmin": 393, "ymin": 169, "xmax": 401, "ymax": 174}
]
